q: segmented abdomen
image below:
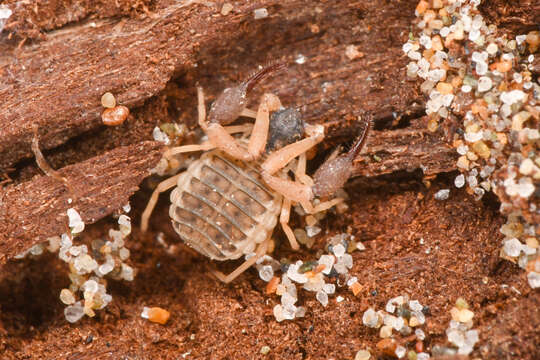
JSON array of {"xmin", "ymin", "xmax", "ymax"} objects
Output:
[{"xmin": 169, "ymin": 151, "xmax": 281, "ymax": 260}]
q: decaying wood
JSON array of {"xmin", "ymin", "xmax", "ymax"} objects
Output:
[
  {"xmin": 0, "ymin": 0, "xmax": 278, "ymax": 171},
  {"xmin": 0, "ymin": 0, "xmax": 428, "ymax": 173},
  {"xmin": 0, "ymin": 0, "xmax": 452, "ymax": 260},
  {"xmin": 479, "ymin": 0, "xmax": 540, "ymax": 35},
  {"xmin": 6, "ymin": 0, "xmax": 526, "ymax": 261},
  {"xmin": 0, "ymin": 141, "xmax": 162, "ymax": 264},
  {"xmin": 353, "ymin": 117, "xmax": 457, "ymax": 177}
]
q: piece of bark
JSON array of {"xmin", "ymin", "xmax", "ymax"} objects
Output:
[
  {"xmin": 0, "ymin": 0, "xmax": 280, "ymax": 171},
  {"xmin": 0, "ymin": 0, "xmax": 427, "ymax": 173},
  {"xmin": 1, "ymin": 0, "xmax": 533, "ymax": 179},
  {"xmin": 353, "ymin": 117, "xmax": 457, "ymax": 177},
  {"xmin": 479, "ymin": 0, "xmax": 540, "ymax": 36},
  {"xmin": 1, "ymin": 0, "xmax": 156, "ymax": 40},
  {"xmin": 0, "ymin": 141, "xmax": 163, "ymax": 264}
]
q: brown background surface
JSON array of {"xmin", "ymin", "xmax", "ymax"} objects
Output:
[{"xmin": 0, "ymin": 0, "xmax": 538, "ymax": 359}]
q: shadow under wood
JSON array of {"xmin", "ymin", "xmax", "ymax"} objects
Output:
[{"xmin": 0, "ymin": 255, "xmax": 66, "ymax": 333}]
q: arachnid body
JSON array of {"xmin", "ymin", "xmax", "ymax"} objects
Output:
[{"xmin": 142, "ymin": 63, "xmax": 370, "ymax": 283}]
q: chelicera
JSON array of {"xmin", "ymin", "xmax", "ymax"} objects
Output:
[{"xmin": 141, "ymin": 63, "xmax": 370, "ymax": 283}]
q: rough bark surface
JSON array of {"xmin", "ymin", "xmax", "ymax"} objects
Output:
[
  {"xmin": 0, "ymin": 141, "xmax": 162, "ymax": 264},
  {"xmin": 353, "ymin": 117, "xmax": 457, "ymax": 177},
  {"xmin": 0, "ymin": 0, "xmax": 428, "ymax": 173},
  {"xmin": 0, "ymin": 0, "xmax": 538, "ymax": 359}
]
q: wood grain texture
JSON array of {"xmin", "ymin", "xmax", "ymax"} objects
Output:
[{"xmin": 0, "ymin": 141, "xmax": 162, "ymax": 263}]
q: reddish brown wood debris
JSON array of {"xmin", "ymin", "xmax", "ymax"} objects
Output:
[
  {"xmin": 0, "ymin": 0, "xmax": 538, "ymax": 359},
  {"xmin": 0, "ymin": 142, "xmax": 162, "ymax": 264}
]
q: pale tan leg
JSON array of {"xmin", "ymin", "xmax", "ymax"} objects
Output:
[
  {"xmin": 224, "ymin": 123, "xmax": 253, "ymax": 135},
  {"xmin": 301, "ymin": 198, "xmax": 344, "ymax": 214},
  {"xmin": 206, "ymin": 123, "xmax": 257, "ymax": 161},
  {"xmin": 261, "ymin": 124, "xmax": 324, "ymax": 174},
  {"xmin": 280, "ymin": 198, "xmax": 299, "ymax": 250},
  {"xmin": 197, "ymin": 86, "xmax": 208, "ymax": 130},
  {"xmin": 166, "ymin": 125, "xmax": 252, "ymax": 158},
  {"xmin": 247, "ymin": 93, "xmax": 282, "ymax": 159},
  {"xmin": 164, "ymin": 141, "xmax": 214, "ymax": 157},
  {"xmin": 212, "ymin": 238, "xmax": 270, "ymax": 283},
  {"xmin": 261, "ymin": 139, "xmax": 343, "ymax": 215},
  {"xmin": 198, "ymin": 86, "xmax": 280, "ymax": 162},
  {"xmin": 262, "ymin": 172, "xmax": 313, "ymax": 204},
  {"xmin": 240, "ymin": 108, "xmax": 257, "ymax": 118},
  {"xmin": 294, "ymin": 153, "xmax": 314, "ymax": 186},
  {"xmin": 259, "ymin": 125, "xmax": 325, "ymax": 205},
  {"xmin": 141, "ymin": 173, "xmax": 182, "ymax": 232}
]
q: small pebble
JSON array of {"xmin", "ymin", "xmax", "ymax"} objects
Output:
[
  {"xmin": 527, "ymin": 272, "xmax": 540, "ymax": 288},
  {"xmin": 295, "ymin": 306, "xmax": 306, "ymax": 318},
  {"xmin": 318, "ymin": 254, "xmax": 335, "ymax": 275},
  {"xmin": 355, "ymin": 349, "xmax": 371, "ymax": 360},
  {"xmin": 407, "ymin": 351, "xmax": 417, "ymax": 360},
  {"xmin": 273, "ymin": 304, "xmax": 285, "ymax": 322},
  {"xmin": 519, "ymin": 158, "xmax": 535, "ymax": 175},
  {"xmin": 395, "ymin": 345, "xmax": 407, "ymax": 358},
  {"xmin": 0, "ymin": 6, "xmax": 12, "ymax": 23},
  {"xmin": 461, "ymin": 84, "xmax": 472, "ymax": 93},
  {"xmin": 146, "ymin": 307, "xmax": 170, "ymax": 324},
  {"xmin": 305, "ymin": 215, "xmax": 317, "ymax": 227},
  {"xmin": 253, "ymin": 8, "xmax": 268, "ymax": 20},
  {"xmin": 455, "ymin": 297, "xmax": 469, "ymax": 309},
  {"xmin": 287, "ymin": 262, "xmax": 308, "ymax": 284},
  {"xmin": 380, "ymin": 325, "xmax": 393, "ymax": 338},
  {"xmin": 221, "ymin": 3, "xmax": 233, "ymax": 16},
  {"xmin": 409, "ymin": 300, "xmax": 423, "ymax": 312},
  {"xmin": 152, "ymin": 126, "xmax": 170, "ymax": 145},
  {"xmin": 60, "ymin": 289, "xmax": 76, "ymax": 305},
  {"xmin": 503, "ymin": 238, "xmax": 523, "ymax": 257},
  {"xmin": 385, "ymin": 301, "xmax": 396, "ymax": 314},
  {"xmin": 409, "ymin": 316, "xmax": 421, "ymax": 327},
  {"xmin": 322, "ymin": 283, "xmax": 335, "ymax": 294},
  {"xmin": 260, "ymin": 345, "xmax": 271, "ymax": 355},
  {"xmin": 454, "ymin": 174, "xmax": 465, "ymax": 188},
  {"xmin": 316, "ymin": 290, "xmax": 328, "ymax": 307},
  {"xmin": 434, "ymin": 189, "xmax": 450, "ymax": 200},
  {"xmin": 332, "ymin": 243, "xmax": 346, "ymax": 257},
  {"xmin": 453, "ymin": 308, "xmax": 474, "ymax": 323},
  {"xmin": 67, "ymin": 208, "xmax": 85, "ymax": 233},
  {"xmin": 102, "ymin": 106, "xmax": 129, "ymax": 126},
  {"xmin": 266, "ymin": 276, "xmax": 280, "ymax": 294},
  {"xmin": 101, "ymin": 92, "xmax": 116, "ymax": 108},
  {"xmin": 477, "ymin": 76, "xmax": 492, "ymax": 92},
  {"xmin": 376, "ymin": 338, "xmax": 397, "ymax": 357},
  {"xmin": 486, "ymin": 43, "xmax": 498, "ymax": 55},
  {"xmin": 65, "ymin": 304, "xmax": 85, "ymax": 324},
  {"xmin": 295, "ymin": 54, "xmax": 306, "ymax": 64},
  {"xmin": 259, "ymin": 265, "xmax": 274, "ymax": 282},
  {"xmin": 350, "ymin": 281, "xmax": 362, "ymax": 296},
  {"xmin": 415, "ymin": 328, "xmax": 425, "ymax": 340},
  {"xmin": 363, "ymin": 308, "xmax": 381, "ymax": 328},
  {"xmin": 306, "ymin": 225, "xmax": 321, "ymax": 237},
  {"xmin": 345, "ymin": 45, "xmax": 364, "ymax": 60}
]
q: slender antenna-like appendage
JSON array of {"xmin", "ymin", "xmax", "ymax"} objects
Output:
[
  {"xmin": 345, "ymin": 118, "xmax": 371, "ymax": 160},
  {"xmin": 243, "ymin": 62, "xmax": 286, "ymax": 93}
]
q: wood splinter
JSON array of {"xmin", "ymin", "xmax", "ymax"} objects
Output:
[{"xmin": 31, "ymin": 124, "xmax": 78, "ymax": 202}]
